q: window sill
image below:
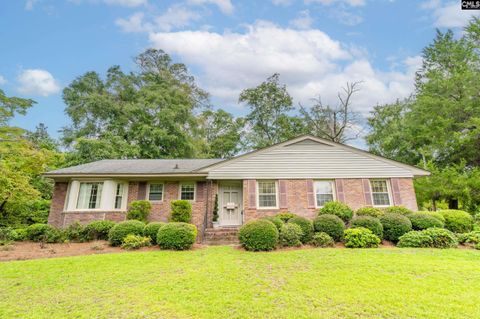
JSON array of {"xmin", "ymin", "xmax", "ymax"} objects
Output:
[{"xmin": 63, "ymin": 210, "xmax": 127, "ymax": 214}]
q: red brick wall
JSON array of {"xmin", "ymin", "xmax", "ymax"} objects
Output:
[{"xmin": 242, "ymin": 178, "xmax": 418, "ymax": 222}]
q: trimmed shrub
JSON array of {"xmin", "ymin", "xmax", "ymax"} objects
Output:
[
  {"xmin": 25, "ymin": 224, "xmax": 64, "ymax": 243},
  {"xmin": 350, "ymin": 216, "xmax": 383, "ymax": 239},
  {"xmin": 238, "ymin": 220, "xmax": 279, "ymax": 251},
  {"xmin": 279, "ymin": 223, "xmax": 303, "ymax": 247},
  {"xmin": 121, "ymin": 234, "xmax": 151, "ymax": 250},
  {"xmin": 82, "ymin": 220, "xmax": 116, "ymax": 241},
  {"xmin": 64, "ymin": 222, "xmax": 85, "ymax": 242},
  {"xmin": 14, "ymin": 228, "xmax": 27, "ymax": 241},
  {"xmin": 419, "ymin": 211, "xmax": 445, "ymax": 223},
  {"xmin": 457, "ymin": 231, "xmax": 480, "ymax": 245},
  {"xmin": 157, "ymin": 222, "xmax": 197, "ymax": 250},
  {"xmin": 439, "ymin": 210, "xmax": 473, "ymax": 233},
  {"xmin": 261, "ymin": 216, "xmax": 284, "ymax": 230},
  {"xmin": 397, "ymin": 231, "xmax": 433, "ymax": 248},
  {"xmin": 144, "ymin": 222, "xmax": 166, "ymax": 245},
  {"xmin": 383, "ymin": 206, "xmax": 413, "ymax": 215},
  {"xmin": 108, "ymin": 220, "xmax": 145, "ymax": 246},
  {"xmin": 127, "ymin": 200, "xmax": 152, "ymax": 222},
  {"xmin": 275, "ymin": 212, "xmax": 298, "ymax": 223},
  {"xmin": 288, "ymin": 216, "xmax": 314, "ymax": 244},
  {"xmin": 318, "ymin": 201, "xmax": 353, "ymax": 223},
  {"xmin": 408, "ymin": 212, "xmax": 444, "ymax": 230},
  {"xmin": 0, "ymin": 227, "xmax": 18, "ymax": 242},
  {"xmin": 343, "ymin": 227, "xmax": 381, "ymax": 248},
  {"xmin": 379, "ymin": 213, "xmax": 412, "ymax": 242},
  {"xmin": 313, "ymin": 214, "xmax": 345, "ymax": 242},
  {"xmin": 422, "ymin": 228, "xmax": 457, "ymax": 248},
  {"xmin": 170, "ymin": 200, "xmax": 192, "ymax": 223},
  {"xmin": 356, "ymin": 207, "xmax": 384, "ymax": 218},
  {"xmin": 311, "ymin": 232, "xmax": 334, "ymax": 248}
]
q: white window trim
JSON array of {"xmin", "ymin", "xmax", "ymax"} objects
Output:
[
  {"xmin": 147, "ymin": 182, "xmax": 164, "ymax": 202},
  {"xmin": 65, "ymin": 179, "xmax": 129, "ymax": 212},
  {"xmin": 370, "ymin": 179, "xmax": 393, "ymax": 207},
  {"xmin": 256, "ymin": 180, "xmax": 279, "ymax": 210},
  {"xmin": 314, "ymin": 180, "xmax": 336, "ymax": 208},
  {"xmin": 113, "ymin": 182, "xmax": 128, "ymax": 211},
  {"xmin": 179, "ymin": 182, "xmax": 196, "ymax": 201}
]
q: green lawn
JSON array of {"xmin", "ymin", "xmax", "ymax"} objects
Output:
[{"xmin": 1, "ymin": 246, "xmax": 480, "ymax": 319}]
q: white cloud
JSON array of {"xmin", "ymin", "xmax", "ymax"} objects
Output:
[
  {"xmin": 17, "ymin": 69, "xmax": 60, "ymax": 97},
  {"xmin": 272, "ymin": 0, "xmax": 294, "ymax": 5},
  {"xmin": 116, "ymin": 12, "xmax": 152, "ymax": 33},
  {"xmin": 306, "ymin": 0, "xmax": 366, "ymax": 7},
  {"xmin": 25, "ymin": 0, "xmax": 38, "ymax": 10},
  {"xmin": 290, "ymin": 10, "xmax": 314, "ymax": 29},
  {"xmin": 155, "ymin": 5, "xmax": 201, "ymax": 32},
  {"xmin": 422, "ymin": 0, "xmax": 479, "ymax": 28},
  {"xmin": 331, "ymin": 8, "xmax": 363, "ymax": 25},
  {"xmin": 103, "ymin": 0, "xmax": 146, "ymax": 6},
  {"xmin": 149, "ymin": 22, "xmax": 418, "ymax": 114},
  {"xmin": 0, "ymin": 75, "xmax": 6, "ymax": 85},
  {"xmin": 188, "ymin": 0, "xmax": 234, "ymax": 14}
]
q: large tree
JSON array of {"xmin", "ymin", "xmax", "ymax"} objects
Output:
[
  {"xmin": 62, "ymin": 49, "xmax": 210, "ymax": 164},
  {"xmin": 0, "ymin": 91, "xmax": 63, "ymax": 226},
  {"xmin": 366, "ymin": 18, "xmax": 480, "ymax": 211},
  {"xmin": 300, "ymin": 81, "xmax": 362, "ymax": 143},
  {"xmin": 239, "ymin": 73, "xmax": 305, "ymax": 149}
]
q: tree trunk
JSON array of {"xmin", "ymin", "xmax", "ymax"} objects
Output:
[{"xmin": 432, "ymin": 199, "xmax": 437, "ymax": 211}]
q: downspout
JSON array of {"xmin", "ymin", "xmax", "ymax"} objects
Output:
[{"xmin": 202, "ymin": 179, "xmax": 212, "ymax": 243}]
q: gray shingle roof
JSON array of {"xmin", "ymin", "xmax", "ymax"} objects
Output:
[{"xmin": 46, "ymin": 159, "xmax": 225, "ymax": 175}]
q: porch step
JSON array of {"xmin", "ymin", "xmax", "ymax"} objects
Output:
[{"xmin": 204, "ymin": 228, "xmax": 239, "ymax": 245}]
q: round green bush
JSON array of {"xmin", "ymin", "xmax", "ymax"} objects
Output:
[
  {"xmin": 439, "ymin": 210, "xmax": 473, "ymax": 233},
  {"xmin": 422, "ymin": 228, "xmax": 457, "ymax": 249},
  {"xmin": 170, "ymin": 200, "xmax": 193, "ymax": 223},
  {"xmin": 383, "ymin": 206, "xmax": 413, "ymax": 215},
  {"xmin": 356, "ymin": 207, "xmax": 384, "ymax": 218},
  {"xmin": 64, "ymin": 222, "xmax": 85, "ymax": 242},
  {"xmin": 311, "ymin": 232, "xmax": 334, "ymax": 247},
  {"xmin": 121, "ymin": 234, "xmax": 152, "ymax": 250},
  {"xmin": 238, "ymin": 220, "xmax": 279, "ymax": 251},
  {"xmin": 127, "ymin": 200, "xmax": 152, "ymax": 222},
  {"xmin": 313, "ymin": 214, "xmax": 345, "ymax": 242},
  {"xmin": 25, "ymin": 223, "xmax": 63, "ymax": 243},
  {"xmin": 457, "ymin": 230, "xmax": 480, "ymax": 245},
  {"xmin": 157, "ymin": 222, "xmax": 197, "ymax": 250},
  {"xmin": 407, "ymin": 213, "xmax": 444, "ymax": 230},
  {"xmin": 288, "ymin": 216, "xmax": 314, "ymax": 244},
  {"xmin": 379, "ymin": 213, "xmax": 412, "ymax": 242},
  {"xmin": 275, "ymin": 212, "xmax": 298, "ymax": 223},
  {"xmin": 144, "ymin": 222, "xmax": 166, "ymax": 244},
  {"xmin": 82, "ymin": 220, "xmax": 116, "ymax": 241},
  {"xmin": 343, "ymin": 227, "xmax": 381, "ymax": 248},
  {"xmin": 419, "ymin": 211, "xmax": 445, "ymax": 223},
  {"xmin": 0, "ymin": 227, "xmax": 18, "ymax": 242},
  {"xmin": 108, "ymin": 220, "xmax": 145, "ymax": 246},
  {"xmin": 14, "ymin": 228, "xmax": 27, "ymax": 241},
  {"xmin": 350, "ymin": 216, "xmax": 383, "ymax": 239},
  {"xmin": 261, "ymin": 216, "xmax": 284, "ymax": 230},
  {"xmin": 397, "ymin": 231, "xmax": 433, "ymax": 248},
  {"xmin": 318, "ymin": 201, "xmax": 353, "ymax": 222},
  {"xmin": 279, "ymin": 223, "xmax": 303, "ymax": 247}
]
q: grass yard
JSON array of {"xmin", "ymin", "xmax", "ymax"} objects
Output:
[{"xmin": 1, "ymin": 246, "xmax": 480, "ymax": 319}]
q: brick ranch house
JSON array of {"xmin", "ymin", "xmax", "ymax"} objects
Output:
[{"xmin": 44, "ymin": 135, "xmax": 429, "ymax": 241}]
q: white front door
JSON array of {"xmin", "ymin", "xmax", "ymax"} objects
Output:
[{"xmin": 219, "ymin": 182, "xmax": 243, "ymax": 226}]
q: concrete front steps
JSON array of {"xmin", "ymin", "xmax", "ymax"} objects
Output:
[{"xmin": 204, "ymin": 227, "xmax": 239, "ymax": 245}]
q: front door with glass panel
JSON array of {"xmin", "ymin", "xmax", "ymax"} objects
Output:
[{"xmin": 219, "ymin": 182, "xmax": 243, "ymax": 226}]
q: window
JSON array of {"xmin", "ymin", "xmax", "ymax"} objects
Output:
[
  {"xmin": 148, "ymin": 183, "xmax": 164, "ymax": 201},
  {"xmin": 314, "ymin": 181, "xmax": 335, "ymax": 207},
  {"xmin": 370, "ymin": 180, "xmax": 391, "ymax": 206},
  {"xmin": 180, "ymin": 183, "xmax": 195, "ymax": 200},
  {"xmin": 114, "ymin": 183, "xmax": 125, "ymax": 209},
  {"xmin": 257, "ymin": 180, "xmax": 277, "ymax": 208},
  {"xmin": 76, "ymin": 182, "xmax": 103, "ymax": 209}
]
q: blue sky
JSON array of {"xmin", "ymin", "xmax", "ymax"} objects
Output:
[{"xmin": 1, "ymin": 0, "xmax": 478, "ymax": 141}]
